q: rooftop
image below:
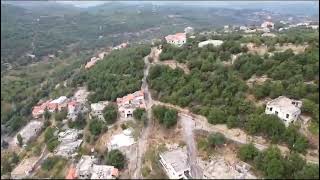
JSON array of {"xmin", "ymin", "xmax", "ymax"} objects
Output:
[
  {"xmin": 267, "ymin": 96, "xmax": 301, "ymax": 114},
  {"xmin": 76, "ymin": 155, "xmax": 97, "ymax": 173},
  {"xmin": 15, "ymin": 121, "xmax": 43, "ymax": 144},
  {"xmin": 198, "ymin": 39, "xmax": 224, "ymax": 48},
  {"xmin": 51, "ymin": 96, "xmax": 68, "ymax": 104},
  {"xmin": 160, "ymin": 147, "xmax": 189, "ymax": 173},
  {"xmin": 165, "ymin": 33, "xmax": 186, "ymax": 42},
  {"xmin": 91, "ymin": 165, "xmax": 119, "ymax": 179}
]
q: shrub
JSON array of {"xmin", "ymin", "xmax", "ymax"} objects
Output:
[{"xmin": 105, "ymin": 149, "xmax": 126, "ymax": 169}]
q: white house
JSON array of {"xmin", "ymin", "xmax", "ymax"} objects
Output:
[
  {"xmin": 184, "ymin": 27, "xmax": 194, "ymax": 34},
  {"xmin": 198, "ymin": 40, "xmax": 224, "ymax": 48},
  {"xmin": 261, "ymin": 21, "xmax": 274, "ymax": 29},
  {"xmin": 265, "ymin": 96, "xmax": 302, "ymax": 126},
  {"xmin": 90, "ymin": 101, "xmax": 109, "ymax": 121},
  {"xmin": 76, "ymin": 155, "xmax": 98, "ymax": 179},
  {"xmin": 165, "ymin": 33, "xmax": 187, "ymax": 47},
  {"xmin": 159, "ymin": 147, "xmax": 191, "ymax": 179}
]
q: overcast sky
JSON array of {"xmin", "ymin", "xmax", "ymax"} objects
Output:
[{"xmin": 57, "ymin": 1, "xmax": 317, "ymax": 8}]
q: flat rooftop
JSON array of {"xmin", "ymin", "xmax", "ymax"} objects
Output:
[{"xmin": 160, "ymin": 148, "xmax": 189, "ymax": 173}]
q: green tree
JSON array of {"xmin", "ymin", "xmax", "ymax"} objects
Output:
[
  {"xmin": 17, "ymin": 134, "xmax": 23, "ymax": 147},
  {"xmin": 207, "ymin": 132, "xmax": 226, "ymax": 148},
  {"xmin": 133, "ymin": 108, "xmax": 146, "ymax": 121},
  {"xmin": 105, "ymin": 149, "xmax": 126, "ymax": 169},
  {"xmin": 103, "ymin": 104, "xmax": 118, "ymax": 124},
  {"xmin": 238, "ymin": 143, "xmax": 259, "ymax": 162},
  {"xmin": 41, "ymin": 157, "xmax": 59, "ymax": 171},
  {"xmin": 44, "ymin": 109, "xmax": 51, "ymax": 120},
  {"xmin": 89, "ymin": 119, "xmax": 107, "ymax": 136},
  {"xmin": 294, "ymin": 164, "xmax": 319, "ymax": 179}
]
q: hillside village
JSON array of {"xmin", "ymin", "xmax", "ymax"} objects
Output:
[{"xmin": 1, "ymin": 16, "xmax": 319, "ymax": 180}]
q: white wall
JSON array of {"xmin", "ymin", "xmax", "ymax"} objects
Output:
[{"xmin": 265, "ymin": 105, "xmax": 300, "ymax": 126}]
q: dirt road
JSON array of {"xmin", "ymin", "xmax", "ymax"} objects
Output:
[
  {"xmin": 179, "ymin": 113, "xmax": 203, "ymax": 178},
  {"xmin": 132, "ymin": 49, "xmax": 154, "ymax": 179},
  {"xmin": 153, "ymin": 100, "xmax": 319, "ymax": 164}
]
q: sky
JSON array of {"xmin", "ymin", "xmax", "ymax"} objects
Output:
[{"xmin": 57, "ymin": 1, "xmax": 317, "ymax": 8}]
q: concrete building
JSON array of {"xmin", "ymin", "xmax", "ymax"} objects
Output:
[
  {"xmin": 91, "ymin": 165, "xmax": 119, "ymax": 179},
  {"xmin": 14, "ymin": 121, "xmax": 43, "ymax": 146},
  {"xmin": 67, "ymin": 100, "xmax": 80, "ymax": 121},
  {"xmin": 55, "ymin": 129, "xmax": 83, "ymax": 157},
  {"xmin": 199, "ymin": 157, "xmax": 256, "ymax": 179},
  {"xmin": 159, "ymin": 147, "xmax": 191, "ymax": 179},
  {"xmin": 165, "ymin": 33, "xmax": 187, "ymax": 47},
  {"xmin": 117, "ymin": 90, "xmax": 145, "ymax": 118},
  {"xmin": 76, "ymin": 155, "xmax": 98, "ymax": 179},
  {"xmin": 74, "ymin": 155, "xmax": 119, "ymax": 179},
  {"xmin": 90, "ymin": 101, "xmax": 109, "ymax": 121},
  {"xmin": 198, "ymin": 40, "xmax": 224, "ymax": 48},
  {"xmin": 265, "ymin": 96, "xmax": 302, "ymax": 126},
  {"xmin": 261, "ymin": 21, "xmax": 274, "ymax": 29},
  {"xmin": 184, "ymin": 27, "xmax": 194, "ymax": 34},
  {"xmin": 108, "ymin": 128, "xmax": 135, "ymax": 150}
]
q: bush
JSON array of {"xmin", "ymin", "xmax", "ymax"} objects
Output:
[
  {"xmin": 133, "ymin": 108, "xmax": 146, "ymax": 121},
  {"xmin": 41, "ymin": 157, "xmax": 60, "ymax": 171},
  {"xmin": 105, "ymin": 149, "xmax": 126, "ymax": 169},
  {"xmin": 238, "ymin": 143, "xmax": 259, "ymax": 162},
  {"xmin": 152, "ymin": 106, "xmax": 178, "ymax": 128},
  {"xmin": 207, "ymin": 132, "xmax": 226, "ymax": 147},
  {"xmin": 89, "ymin": 119, "xmax": 107, "ymax": 136},
  {"xmin": 103, "ymin": 104, "xmax": 118, "ymax": 124}
]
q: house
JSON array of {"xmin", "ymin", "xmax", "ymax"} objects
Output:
[
  {"xmin": 261, "ymin": 33, "xmax": 276, "ymax": 37},
  {"xmin": 165, "ymin": 33, "xmax": 187, "ymax": 47},
  {"xmin": 159, "ymin": 147, "xmax": 191, "ymax": 179},
  {"xmin": 108, "ymin": 128, "xmax": 135, "ymax": 150},
  {"xmin": 184, "ymin": 27, "xmax": 194, "ymax": 34},
  {"xmin": 74, "ymin": 155, "xmax": 119, "ymax": 179},
  {"xmin": 51, "ymin": 96, "xmax": 68, "ymax": 111},
  {"xmin": 66, "ymin": 165, "xmax": 77, "ymax": 179},
  {"xmin": 76, "ymin": 155, "xmax": 98, "ymax": 179},
  {"xmin": 55, "ymin": 129, "xmax": 83, "ymax": 157},
  {"xmin": 198, "ymin": 40, "xmax": 224, "ymax": 48},
  {"xmin": 113, "ymin": 42, "xmax": 129, "ymax": 50},
  {"xmin": 11, "ymin": 157, "xmax": 39, "ymax": 179},
  {"xmin": 67, "ymin": 100, "xmax": 80, "ymax": 121},
  {"xmin": 117, "ymin": 90, "xmax": 145, "ymax": 118},
  {"xmin": 199, "ymin": 157, "xmax": 256, "ymax": 179},
  {"xmin": 90, "ymin": 101, "xmax": 109, "ymax": 121},
  {"xmin": 91, "ymin": 165, "xmax": 119, "ymax": 179},
  {"xmin": 14, "ymin": 121, "xmax": 43, "ymax": 147},
  {"xmin": 265, "ymin": 96, "xmax": 302, "ymax": 126},
  {"xmin": 261, "ymin": 21, "xmax": 274, "ymax": 29},
  {"xmin": 32, "ymin": 100, "xmax": 51, "ymax": 118}
]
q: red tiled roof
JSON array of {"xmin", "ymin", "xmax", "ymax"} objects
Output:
[
  {"xmin": 165, "ymin": 33, "xmax": 186, "ymax": 41},
  {"xmin": 65, "ymin": 166, "xmax": 77, "ymax": 179}
]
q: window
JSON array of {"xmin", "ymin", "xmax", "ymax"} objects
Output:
[
  {"xmin": 269, "ymin": 107, "xmax": 273, "ymax": 111},
  {"xmin": 275, "ymin": 111, "xmax": 278, "ymax": 115},
  {"xmin": 286, "ymin": 114, "xmax": 289, "ymax": 119}
]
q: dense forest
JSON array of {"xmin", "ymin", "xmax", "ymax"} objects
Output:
[
  {"xmin": 148, "ymin": 29, "xmax": 319, "ymax": 153},
  {"xmin": 72, "ymin": 45, "xmax": 150, "ymax": 102}
]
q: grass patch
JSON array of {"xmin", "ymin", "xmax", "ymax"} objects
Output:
[
  {"xmin": 142, "ymin": 144, "xmax": 168, "ymax": 179},
  {"xmin": 308, "ymin": 122, "xmax": 319, "ymax": 135}
]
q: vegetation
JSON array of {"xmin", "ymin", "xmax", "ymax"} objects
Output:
[
  {"xmin": 1, "ymin": 152, "xmax": 20, "ymax": 175},
  {"xmin": 148, "ymin": 30, "xmax": 318, "ymax": 153},
  {"xmin": 152, "ymin": 105, "xmax": 178, "ymax": 128},
  {"xmin": 133, "ymin": 108, "xmax": 146, "ymax": 121},
  {"xmin": 54, "ymin": 109, "xmax": 67, "ymax": 122},
  {"xmin": 238, "ymin": 145, "xmax": 319, "ymax": 179},
  {"xmin": 68, "ymin": 113, "xmax": 87, "ymax": 129},
  {"xmin": 102, "ymin": 104, "xmax": 118, "ymax": 125},
  {"xmin": 105, "ymin": 149, "xmax": 126, "ymax": 169},
  {"xmin": 89, "ymin": 119, "xmax": 107, "ymax": 136},
  {"xmin": 41, "ymin": 156, "xmax": 61, "ymax": 171},
  {"xmin": 44, "ymin": 127, "xmax": 59, "ymax": 152},
  {"xmin": 207, "ymin": 132, "xmax": 226, "ymax": 148},
  {"xmin": 17, "ymin": 134, "xmax": 23, "ymax": 147}
]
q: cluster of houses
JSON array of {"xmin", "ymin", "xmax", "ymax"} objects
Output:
[
  {"xmin": 32, "ymin": 88, "xmax": 90, "ymax": 121},
  {"xmin": 89, "ymin": 101, "xmax": 109, "ymax": 121},
  {"xmin": 116, "ymin": 90, "xmax": 146, "ymax": 118},
  {"xmin": 65, "ymin": 155, "xmax": 119, "ymax": 179}
]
